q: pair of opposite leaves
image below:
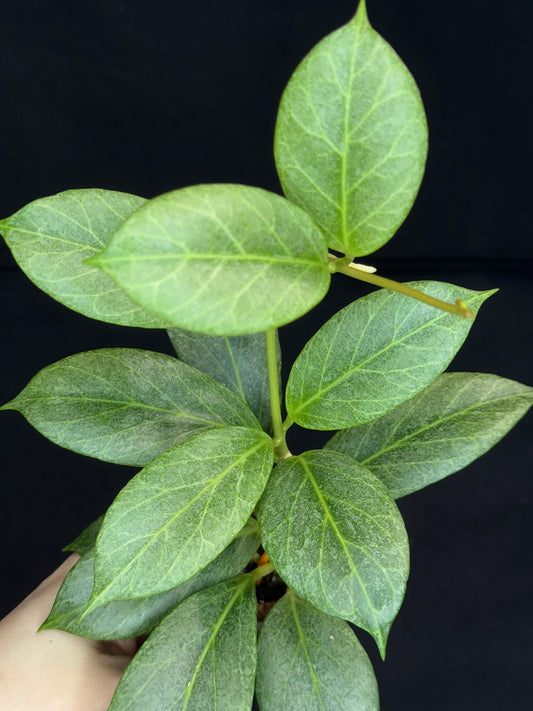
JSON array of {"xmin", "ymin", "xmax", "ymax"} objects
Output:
[{"xmin": 0, "ymin": 0, "xmax": 428, "ymax": 337}]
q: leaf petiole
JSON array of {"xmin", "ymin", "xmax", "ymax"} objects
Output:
[
  {"xmin": 330, "ymin": 256, "xmax": 474, "ymax": 318},
  {"xmin": 249, "ymin": 561, "xmax": 276, "ymax": 583},
  {"xmin": 266, "ymin": 329, "xmax": 289, "ymax": 459}
]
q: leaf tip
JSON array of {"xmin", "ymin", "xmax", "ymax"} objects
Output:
[
  {"xmin": 374, "ymin": 624, "xmax": 390, "ymax": 660},
  {"xmin": 38, "ymin": 617, "xmax": 54, "ymax": 632},
  {"xmin": 79, "ymin": 590, "xmax": 103, "ymax": 621},
  {"xmin": 353, "ymin": 0, "xmax": 369, "ymax": 25},
  {"xmin": 0, "ymin": 398, "xmax": 17, "ymax": 412}
]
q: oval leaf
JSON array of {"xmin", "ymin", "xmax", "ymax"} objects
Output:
[
  {"xmin": 257, "ymin": 449, "xmax": 409, "ymax": 657},
  {"xmin": 274, "ymin": 0, "xmax": 428, "ymax": 256},
  {"xmin": 326, "ymin": 372, "xmax": 533, "ymax": 498},
  {"xmin": 42, "ymin": 519, "xmax": 260, "ymax": 640},
  {"xmin": 0, "ymin": 189, "xmax": 168, "ymax": 327},
  {"xmin": 168, "ymin": 328, "xmax": 281, "ymax": 433},
  {"xmin": 286, "ymin": 281, "xmax": 494, "ymax": 430},
  {"xmin": 109, "ymin": 577, "xmax": 257, "ymax": 711},
  {"xmin": 1, "ymin": 348, "xmax": 260, "ymax": 466},
  {"xmin": 89, "ymin": 184, "xmax": 330, "ymax": 335},
  {"xmin": 256, "ymin": 591, "xmax": 379, "ymax": 711},
  {"xmin": 85, "ymin": 426, "xmax": 273, "ymax": 613}
]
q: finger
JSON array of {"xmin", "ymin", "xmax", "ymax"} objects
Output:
[{"xmin": 2, "ymin": 554, "xmax": 80, "ymax": 630}]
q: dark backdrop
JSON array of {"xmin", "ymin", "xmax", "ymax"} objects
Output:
[{"xmin": 0, "ymin": 1, "xmax": 531, "ymax": 709}]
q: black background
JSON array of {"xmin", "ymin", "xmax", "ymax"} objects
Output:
[{"xmin": 0, "ymin": 1, "xmax": 531, "ymax": 708}]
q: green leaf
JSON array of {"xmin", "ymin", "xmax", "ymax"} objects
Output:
[
  {"xmin": 42, "ymin": 519, "xmax": 260, "ymax": 640},
  {"xmin": 108, "ymin": 577, "xmax": 257, "ymax": 711},
  {"xmin": 63, "ymin": 516, "xmax": 104, "ymax": 555},
  {"xmin": 326, "ymin": 372, "xmax": 533, "ymax": 498},
  {"xmin": 274, "ymin": 0, "xmax": 428, "ymax": 257},
  {"xmin": 1, "ymin": 348, "xmax": 260, "ymax": 466},
  {"xmin": 286, "ymin": 281, "xmax": 494, "ymax": 430},
  {"xmin": 168, "ymin": 328, "xmax": 281, "ymax": 433},
  {"xmin": 256, "ymin": 591, "xmax": 379, "ymax": 711},
  {"xmin": 88, "ymin": 184, "xmax": 330, "ymax": 335},
  {"xmin": 257, "ymin": 449, "xmax": 409, "ymax": 657},
  {"xmin": 0, "ymin": 189, "xmax": 168, "ymax": 327},
  {"xmin": 85, "ymin": 426, "xmax": 273, "ymax": 613}
]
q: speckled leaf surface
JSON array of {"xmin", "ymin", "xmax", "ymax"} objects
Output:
[
  {"xmin": 89, "ymin": 184, "xmax": 330, "ymax": 335},
  {"xmin": 2, "ymin": 348, "xmax": 260, "ymax": 466},
  {"xmin": 0, "ymin": 189, "xmax": 168, "ymax": 327},
  {"xmin": 168, "ymin": 328, "xmax": 281, "ymax": 433},
  {"xmin": 42, "ymin": 519, "xmax": 260, "ymax": 640},
  {"xmin": 274, "ymin": 0, "xmax": 428, "ymax": 257},
  {"xmin": 63, "ymin": 516, "xmax": 104, "ymax": 555},
  {"xmin": 256, "ymin": 591, "xmax": 379, "ymax": 711},
  {"xmin": 109, "ymin": 577, "xmax": 257, "ymax": 711},
  {"xmin": 85, "ymin": 426, "xmax": 273, "ymax": 613},
  {"xmin": 326, "ymin": 372, "xmax": 533, "ymax": 498},
  {"xmin": 286, "ymin": 282, "xmax": 494, "ymax": 430},
  {"xmin": 257, "ymin": 449, "xmax": 409, "ymax": 657}
]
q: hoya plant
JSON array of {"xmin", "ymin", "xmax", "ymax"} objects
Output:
[{"xmin": 1, "ymin": 1, "xmax": 531, "ymax": 708}]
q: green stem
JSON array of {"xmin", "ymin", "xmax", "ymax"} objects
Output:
[
  {"xmin": 282, "ymin": 416, "xmax": 294, "ymax": 433},
  {"xmin": 266, "ymin": 329, "xmax": 289, "ymax": 459},
  {"xmin": 332, "ymin": 259, "xmax": 474, "ymax": 318},
  {"xmin": 249, "ymin": 562, "xmax": 275, "ymax": 583}
]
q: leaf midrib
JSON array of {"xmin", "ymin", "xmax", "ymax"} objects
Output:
[
  {"xmin": 291, "ymin": 296, "xmax": 478, "ymax": 416},
  {"xmin": 360, "ymin": 392, "xmax": 532, "ymax": 465},
  {"xmin": 181, "ymin": 581, "xmax": 250, "ymax": 710},
  {"xmin": 99, "ymin": 252, "xmax": 327, "ymax": 268},
  {"xmin": 289, "ymin": 594, "xmax": 327, "ymax": 711},
  {"xmin": 89, "ymin": 436, "xmax": 269, "ymax": 609},
  {"xmin": 299, "ymin": 456, "xmax": 379, "ymax": 630},
  {"xmin": 7, "ymin": 395, "xmax": 235, "ymax": 428}
]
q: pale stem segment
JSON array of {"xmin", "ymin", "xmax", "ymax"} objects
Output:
[
  {"xmin": 329, "ymin": 254, "xmax": 474, "ymax": 318},
  {"xmin": 266, "ymin": 329, "xmax": 290, "ymax": 460},
  {"xmin": 249, "ymin": 561, "xmax": 275, "ymax": 583}
]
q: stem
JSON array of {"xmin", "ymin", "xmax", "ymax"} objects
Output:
[
  {"xmin": 249, "ymin": 562, "xmax": 275, "ymax": 583},
  {"xmin": 332, "ymin": 259, "xmax": 474, "ymax": 318},
  {"xmin": 266, "ymin": 329, "xmax": 289, "ymax": 459}
]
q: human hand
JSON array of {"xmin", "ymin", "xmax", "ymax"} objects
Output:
[{"xmin": 0, "ymin": 555, "xmax": 137, "ymax": 711}]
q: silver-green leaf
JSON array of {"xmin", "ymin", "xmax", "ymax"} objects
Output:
[
  {"xmin": 256, "ymin": 591, "xmax": 379, "ymax": 711},
  {"xmin": 326, "ymin": 372, "xmax": 533, "ymax": 498},
  {"xmin": 42, "ymin": 519, "xmax": 260, "ymax": 640},
  {"xmin": 85, "ymin": 426, "xmax": 273, "ymax": 614},
  {"xmin": 274, "ymin": 0, "xmax": 428, "ymax": 257},
  {"xmin": 257, "ymin": 449, "xmax": 409, "ymax": 657},
  {"xmin": 1, "ymin": 348, "xmax": 260, "ymax": 466},
  {"xmin": 286, "ymin": 282, "xmax": 494, "ymax": 430},
  {"xmin": 63, "ymin": 516, "xmax": 104, "ymax": 555},
  {"xmin": 0, "ymin": 189, "xmax": 168, "ymax": 327},
  {"xmin": 109, "ymin": 577, "xmax": 257, "ymax": 711},
  {"xmin": 168, "ymin": 328, "xmax": 281, "ymax": 433},
  {"xmin": 88, "ymin": 184, "xmax": 330, "ymax": 335}
]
